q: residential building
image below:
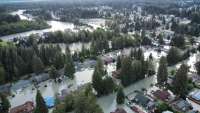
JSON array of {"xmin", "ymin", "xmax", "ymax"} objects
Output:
[
  {"xmin": 10, "ymin": 101, "xmax": 34, "ymax": 113},
  {"xmin": 110, "ymin": 108, "xmax": 127, "ymax": 113}
]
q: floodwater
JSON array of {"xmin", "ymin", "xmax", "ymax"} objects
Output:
[
  {"xmin": 8, "ymin": 47, "xmax": 165, "ymax": 112},
  {"xmin": 0, "ymin": 20, "xmax": 75, "ymax": 41},
  {"xmin": 1, "ymin": 10, "xmax": 106, "ymax": 41},
  {"xmin": 168, "ymin": 52, "xmax": 200, "ymax": 73},
  {"xmin": 79, "ymin": 18, "xmax": 106, "ymax": 29},
  {"xmin": 98, "ymin": 75, "xmax": 156, "ymax": 113}
]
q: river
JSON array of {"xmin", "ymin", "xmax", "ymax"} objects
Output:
[
  {"xmin": 1, "ymin": 10, "xmax": 106, "ymax": 41},
  {"xmin": 4, "ymin": 9, "xmax": 200, "ymax": 113}
]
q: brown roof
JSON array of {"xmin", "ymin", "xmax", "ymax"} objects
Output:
[
  {"xmin": 112, "ymin": 69, "xmax": 121, "ymax": 78},
  {"xmin": 10, "ymin": 101, "xmax": 34, "ymax": 113},
  {"xmin": 110, "ymin": 108, "xmax": 127, "ymax": 113},
  {"xmin": 152, "ymin": 90, "xmax": 170, "ymax": 101}
]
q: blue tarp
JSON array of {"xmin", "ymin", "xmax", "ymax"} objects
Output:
[{"xmin": 44, "ymin": 97, "xmax": 55, "ymax": 108}]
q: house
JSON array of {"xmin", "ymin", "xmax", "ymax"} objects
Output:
[
  {"xmin": 172, "ymin": 99, "xmax": 193, "ymax": 112},
  {"xmin": 44, "ymin": 97, "xmax": 55, "ymax": 108},
  {"xmin": 188, "ymin": 90, "xmax": 200, "ymax": 105},
  {"xmin": 103, "ymin": 56, "xmax": 115, "ymax": 65},
  {"xmin": 0, "ymin": 83, "xmax": 11, "ymax": 93},
  {"xmin": 30, "ymin": 73, "xmax": 50, "ymax": 84},
  {"xmin": 110, "ymin": 108, "xmax": 127, "ymax": 113},
  {"xmin": 133, "ymin": 93, "xmax": 150, "ymax": 108},
  {"xmin": 58, "ymin": 89, "xmax": 69, "ymax": 101},
  {"xmin": 188, "ymin": 73, "xmax": 200, "ymax": 86},
  {"xmin": 10, "ymin": 101, "xmax": 34, "ymax": 113},
  {"xmin": 112, "ymin": 69, "xmax": 121, "ymax": 79},
  {"xmin": 11, "ymin": 80, "xmax": 31, "ymax": 91},
  {"xmin": 152, "ymin": 90, "xmax": 171, "ymax": 102},
  {"xmin": 130, "ymin": 106, "xmax": 145, "ymax": 113}
]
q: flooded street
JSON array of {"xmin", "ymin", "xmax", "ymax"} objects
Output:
[
  {"xmin": 8, "ymin": 47, "xmax": 165, "ymax": 112},
  {"xmin": 2, "ymin": 6, "xmax": 200, "ymax": 113},
  {"xmin": 98, "ymin": 75, "xmax": 156, "ymax": 113},
  {"xmin": 6, "ymin": 40, "xmax": 200, "ymax": 112}
]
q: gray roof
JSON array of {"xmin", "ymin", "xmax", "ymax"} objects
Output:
[
  {"xmin": 0, "ymin": 83, "xmax": 11, "ymax": 93},
  {"xmin": 175, "ymin": 99, "xmax": 192, "ymax": 112},
  {"xmin": 134, "ymin": 93, "xmax": 150, "ymax": 107},
  {"xmin": 30, "ymin": 73, "xmax": 50, "ymax": 83},
  {"xmin": 11, "ymin": 80, "xmax": 31, "ymax": 91}
]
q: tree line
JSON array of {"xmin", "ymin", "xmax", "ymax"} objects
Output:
[{"xmin": 0, "ymin": 36, "xmax": 75, "ymax": 84}]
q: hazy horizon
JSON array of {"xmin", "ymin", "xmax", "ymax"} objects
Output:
[{"xmin": 0, "ymin": 0, "xmax": 181, "ymax": 4}]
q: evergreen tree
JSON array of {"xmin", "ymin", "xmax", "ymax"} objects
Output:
[
  {"xmin": 0, "ymin": 65, "xmax": 5, "ymax": 84},
  {"xmin": 147, "ymin": 59, "xmax": 155, "ymax": 76},
  {"xmin": 157, "ymin": 56, "xmax": 168, "ymax": 87},
  {"xmin": 167, "ymin": 47, "xmax": 181, "ymax": 65},
  {"xmin": 64, "ymin": 51, "xmax": 75, "ymax": 79},
  {"xmin": 0, "ymin": 93, "xmax": 10, "ymax": 113},
  {"xmin": 120, "ymin": 57, "xmax": 134, "ymax": 86},
  {"xmin": 64, "ymin": 93, "xmax": 75, "ymax": 112},
  {"xmin": 34, "ymin": 90, "xmax": 48, "ymax": 113},
  {"xmin": 49, "ymin": 66, "xmax": 59, "ymax": 80},
  {"xmin": 74, "ymin": 91, "xmax": 103, "ymax": 113},
  {"xmin": 116, "ymin": 56, "xmax": 121, "ymax": 70},
  {"xmin": 171, "ymin": 35, "xmax": 185, "ymax": 49},
  {"xmin": 53, "ymin": 53, "xmax": 65, "ymax": 69},
  {"xmin": 116, "ymin": 87, "xmax": 125, "ymax": 104},
  {"xmin": 92, "ymin": 59, "xmax": 104, "ymax": 95},
  {"xmin": 157, "ymin": 34, "xmax": 165, "ymax": 45},
  {"xmin": 195, "ymin": 61, "xmax": 200, "ymax": 75},
  {"xmin": 32, "ymin": 55, "xmax": 44, "ymax": 74},
  {"xmin": 173, "ymin": 64, "xmax": 188, "ymax": 98},
  {"xmin": 92, "ymin": 59, "xmax": 114, "ymax": 95}
]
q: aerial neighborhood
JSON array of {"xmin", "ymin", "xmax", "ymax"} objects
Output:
[{"xmin": 0, "ymin": 0, "xmax": 200, "ymax": 113}]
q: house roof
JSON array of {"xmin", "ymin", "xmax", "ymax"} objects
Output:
[
  {"xmin": 191, "ymin": 90, "xmax": 200, "ymax": 101},
  {"xmin": 112, "ymin": 69, "xmax": 121, "ymax": 78},
  {"xmin": 11, "ymin": 80, "xmax": 31, "ymax": 91},
  {"xmin": 152, "ymin": 90, "xmax": 170, "ymax": 101},
  {"xmin": 173, "ymin": 99, "xmax": 192, "ymax": 112},
  {"xmin": 10, "ymin": 101, "xmax": 34, "ymax": 113},
  {"xmin": 30, "ymin": 73, "xmax": 50, "ymax": 83},
  {"xmin": 134, "ymin": 93, "xmax": 150, "ymax": 107},
  {"xmin": 58, "ymin": 89, "xmax": 69, "ymax": 101},
  {"xmin": 110, "ymin": 108, "xmax": 127, "ymax": 113},
  {"xmin": 0, "ymin": 83, "xmax": 11, "ymax": 93}
]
